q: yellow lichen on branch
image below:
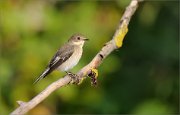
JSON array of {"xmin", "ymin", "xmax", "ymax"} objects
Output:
[
  {"xmin": 114, "ymin": 21, "xmax": 128, "ymax": 48},
  {"xmin": 90, "ymin": 68, "xmax": 98, "ymax": 78}
]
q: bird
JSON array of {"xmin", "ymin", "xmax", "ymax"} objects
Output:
[{"xmin": 33, "ymin": 34, "xmax": 88, "ymax": 84}]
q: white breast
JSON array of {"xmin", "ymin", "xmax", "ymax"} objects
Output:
[{"xmin": 57, "ymin": 46, "xmax": 83, "ymax": 71}]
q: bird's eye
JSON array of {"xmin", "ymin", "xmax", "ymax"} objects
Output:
[{"xmin": 77, "ymin": 37, "xmax": 80, "ymax": 40}]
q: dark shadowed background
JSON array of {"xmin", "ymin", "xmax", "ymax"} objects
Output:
[{"xmin": 0, "ymin": 0, "xmax": 179, "ymax": 114}]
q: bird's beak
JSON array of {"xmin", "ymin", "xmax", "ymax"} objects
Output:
[{"xmin": 83, "ymin": 38, "xmax": 89, "ymax": 41}]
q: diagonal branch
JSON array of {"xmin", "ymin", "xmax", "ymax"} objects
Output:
[{"xmin": 11, "ymin": 0, "xmax": 142, "ymax": 114}]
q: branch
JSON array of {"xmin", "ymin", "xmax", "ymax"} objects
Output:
[{"xmin": 11, "ymin": 0, "xmax": 142, "ymax": 114}]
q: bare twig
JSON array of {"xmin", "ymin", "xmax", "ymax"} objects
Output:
[{"xmin": 11, "ymin": 0, "xmax": 142, "ymax": 114}]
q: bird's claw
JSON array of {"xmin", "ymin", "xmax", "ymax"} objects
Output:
[
  {"xmin": 66, "ymin": 71, "xmax": 80, "ymax": 84},
  {"xmin": 88, "ymin": 68, "xmax": 98, "ymax": 86}
]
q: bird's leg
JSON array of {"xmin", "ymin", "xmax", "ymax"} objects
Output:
[{"xmin": 65, "ymin": 71, "xmax": 80, "ymax": 84}]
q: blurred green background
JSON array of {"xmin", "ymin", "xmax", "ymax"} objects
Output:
[{"xmin": 0, "ymin": 0, "xmax": 179, "ymax": 114}]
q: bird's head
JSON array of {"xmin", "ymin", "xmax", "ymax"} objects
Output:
[{"xmin": 68, "ymin": 34, "xmax": 88, "ymax": 47}]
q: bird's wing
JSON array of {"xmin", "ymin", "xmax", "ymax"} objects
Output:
[
  {"xmin": 33, "ymin": 44, "xmax": 74, "ymax": 84},
  {"xmin": 48, "ymin": 44, "xmax": 74, "ymax": 71}
]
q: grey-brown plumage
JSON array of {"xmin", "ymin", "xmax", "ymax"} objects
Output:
[{"xmin": 34, "ymin": 34, "xmax": 88, "ymax": 84}]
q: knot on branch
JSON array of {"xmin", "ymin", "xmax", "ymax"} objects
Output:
[
  {"xmin": 88, "ymin": 68, "xmax": 99, "ymax": 86},
  {"xmin": 17, "ymin": 101, "xmax": 27, "ymax": 106}
]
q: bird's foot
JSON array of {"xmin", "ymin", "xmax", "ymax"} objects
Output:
[
  {"xmin": 88, "ymin": 68, "xmax": 98, "ymax": 86},
  {"xmin": 66, "ymin": 71, "xmax": 80, "ymax": 84}
]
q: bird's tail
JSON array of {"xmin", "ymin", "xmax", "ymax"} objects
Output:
[{"xmin": 33, "ymin": 68, "xmax": 50, "ymax": 84}]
